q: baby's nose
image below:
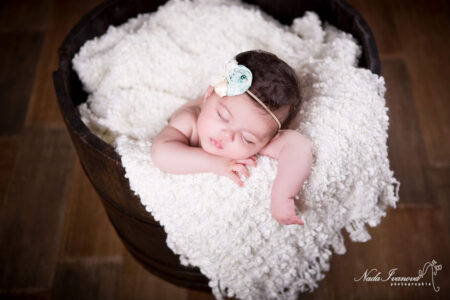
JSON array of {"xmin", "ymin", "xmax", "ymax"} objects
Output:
[{"xmin": 222, "ymin": 129, "xmax": 235, "ymax": 142}]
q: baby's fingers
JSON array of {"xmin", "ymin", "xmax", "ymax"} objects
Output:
[
  {"xmin": 286, "ymin": 216, "xmax": 304, "ymax": 226},
  {"xmin": 231, "ymin": 164, "xmax": 250, "ymax": 179},
  {"xmin": 226, "ymin": 171, "xmax": 243, "ymax": 187},
  {"xmin": 293, "ymin": 217, "xmax": 304, "ymax": 226},
  {"xmin": 235, "ymin": 157, "xmax": 257, "ymax": 167}
]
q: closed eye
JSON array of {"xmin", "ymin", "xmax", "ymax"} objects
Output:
[
  {"xmin": 241, "ymin": 135, "xmax": 254, "ymax": 145},
  {"xmin": 217, "ymin": 111, "xmax": 228, "ymax": 122}
]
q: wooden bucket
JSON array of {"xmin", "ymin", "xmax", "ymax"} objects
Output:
[{"xmin": 53, "ymin": 0, "xmax": 380, "ymax": 292}]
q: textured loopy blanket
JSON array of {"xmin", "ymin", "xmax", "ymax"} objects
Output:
[{"xmin": 73, "ymin": 0, "xmax": 400, "ymax": 299}]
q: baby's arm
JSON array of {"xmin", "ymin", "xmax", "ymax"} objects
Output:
[
  {"xmin": 259, "ymin": 130, "xmax": 313, "ymax": 226},
  {"xmin": 151, "ymin": 111, "xmax": 256, "ymax": 186}
]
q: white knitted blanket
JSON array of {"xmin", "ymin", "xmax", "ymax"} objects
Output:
[{"xmin": 73, "ymin": 0, "xmax": 400, "ymax": 299}]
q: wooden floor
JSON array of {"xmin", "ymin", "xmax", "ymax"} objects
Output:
[{"xmin": 0, "ymin": 0, "xmax": 449, "ymax": 299}]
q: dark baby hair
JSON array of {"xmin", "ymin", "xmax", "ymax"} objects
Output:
[{"xmin": 235, "ymin": 49, "xmax": 301, "ymax": 129}]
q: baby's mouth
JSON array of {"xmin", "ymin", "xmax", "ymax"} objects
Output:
[{"xmin": 210, "ymin": 137, "xmax": 223, "ymax": 149}]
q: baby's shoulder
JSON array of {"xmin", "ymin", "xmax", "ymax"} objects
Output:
[
  {"xmin": 168, "ymin": 107, "xmax": 197, "ymax": 139},
  {"xmin": 168, "ymin": 98, "xmax": 201, "ymax": 144},
  {"xmin": 259, "ymin": 129, "xmax": 311, "ymax": 158},
  {"xmin": 169, "ymin": 97, "xmax": 201, "ymax": 121}
]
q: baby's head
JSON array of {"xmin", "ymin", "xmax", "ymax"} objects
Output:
[{"xmin": 197, "ymin": 50, "xmax": 301, "ymax": 159}]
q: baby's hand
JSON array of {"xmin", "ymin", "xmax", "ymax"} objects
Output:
[
  {"xmin": 216, "ymin": 156, "xmax": 257, "ymax": 187},
  {"xmin": 270, "ymin": 197, "xmax": 304, "ymax": 226}
]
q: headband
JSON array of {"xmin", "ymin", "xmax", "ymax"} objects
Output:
[{"xmin": 210, "ymin": 60, "xmax": 281, "ymax": 129}]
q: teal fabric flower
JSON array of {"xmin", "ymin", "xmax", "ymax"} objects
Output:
[
  {"xmin": 211, "ymin": 59, "xmax": 253, "ymax": 98},
  {"xmin": 226, "ymin": 64, "xmax": 253, "ymax": 96}
]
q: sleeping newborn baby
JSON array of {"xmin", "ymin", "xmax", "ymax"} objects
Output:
[{"xmin": 151, "ymin": 49, "xmax": 312, "ymax": 226}]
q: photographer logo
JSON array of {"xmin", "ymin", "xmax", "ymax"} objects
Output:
[{"xmin": 354, "ymin": 259, "xmax": 442, "ymax": 292}]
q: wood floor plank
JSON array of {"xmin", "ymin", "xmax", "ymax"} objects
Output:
[
  {"xmin": 0, "ymin": 33, "xmax": 44, "ymax": 134},
  {"xmin": 117, "ymin": 249, "xmax": 188, "ymax": 300},
  {"xmin": 0, "ymin": 136, "xmax": 20, "ymax": 210},
  {"xmin": 427, "ymin": 166, "xmax": 450, "ymax": 238},
  {"xmin": 58, "ymin": 159, "xmax": 124, "ymax": 259},
  {"xmin": 302, "ymin": 207, "xmax": 450, "ymax": 299},
  {"xmin": 435, "ymin": 186, "xmax": 450, "ymax": 240},
  {"xmin": 0, "ymin": 127, "xmax": 75, "ymax": 293},
  {"xmin": 51, "ymin": 257, "xmax": 121, "ymax": 300},
  {"xmin": 389, "ymin": 0, "xmax": 450, "ymax": 166},
  {"xmin": 347, "ymin": 0, "xmax": 402, "ymax": 55},
  {"xmin": 382, "ymin": 58, "xmax": 434, "ymax": 205},
  {"xmin": 0, "ymin": 0, "xmax": 52, "ymax": 32},
  {"xmin": 187, "ymin": 290, "xmax": 215, "ymax": 300},
  {"xmin": 25, "ymin": 0, "xmax": 102, "ymax": 126},
  {"xmin": 0, "ymin": 291, "xmax": 50, "ymax": 299},
  {"xmin": 0, "ymin": 0, "xmax": 447, "ymax": 299},
  {"xmin": 349, "ymin": 0, "xmax": 450, "ymax": 166},
  {"xmin": 427, "ymin": 166, "xmax": 450, "ymax": 188}
]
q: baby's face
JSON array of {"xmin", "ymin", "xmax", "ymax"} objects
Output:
[{"xmin": 197, "ymin": 86, "xmax": 279, "ymax": 159}]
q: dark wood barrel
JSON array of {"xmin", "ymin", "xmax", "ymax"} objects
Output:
[{"xmin": 53, "ymin": 0, "xmax": 380, "ymax": 292}]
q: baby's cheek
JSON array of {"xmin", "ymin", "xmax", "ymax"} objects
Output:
[
  {"xmin": 230, "ymin": 147, "xmax": 255, "ymax": 160},
  {"xmin": 196, "ymin": 114, "xmax": 209, "ymax": 138},
  {"xmin": 247, "ymin": 148, "xmax": 262, "ymax": 159}
]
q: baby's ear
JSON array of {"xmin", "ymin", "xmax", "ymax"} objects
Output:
[{"xmin": 203, "ymin": 85, "xmax": 214, "ymax": 103}]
